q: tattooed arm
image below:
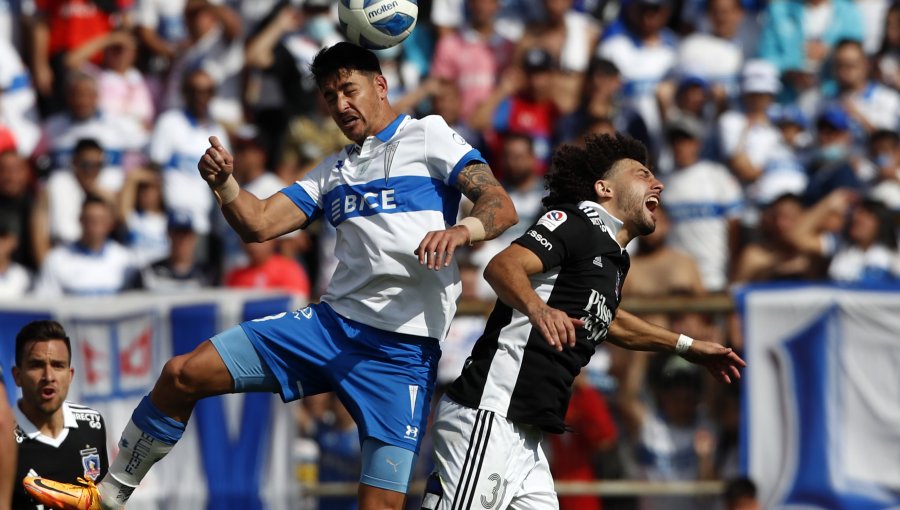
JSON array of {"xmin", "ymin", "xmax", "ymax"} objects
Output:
[{"xmin": 415, "ymin": 161, "xmax": 517, "ymax": 270}]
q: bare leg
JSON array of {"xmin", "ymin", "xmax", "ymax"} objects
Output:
[
  {"xmin": 149, "ymin": 340, "xmax": 235, "ymax": 423},
  {"xmin": 358, "ymin": 484, "xmax": 407, "ymax": 510}
]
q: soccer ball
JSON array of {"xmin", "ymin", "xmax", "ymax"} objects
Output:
[{"xmin": 338, "ymin": 0, "xmax": 418, "ymax": 50}]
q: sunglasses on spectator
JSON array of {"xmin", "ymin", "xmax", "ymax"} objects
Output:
[{"xmin": 75, "ymin": 160, "xmax": 104, "ymax": 171}]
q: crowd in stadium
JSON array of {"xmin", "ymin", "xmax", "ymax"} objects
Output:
[{"xmin": 0, "ymin": 0, "xmax": 898, "ymax": 507}]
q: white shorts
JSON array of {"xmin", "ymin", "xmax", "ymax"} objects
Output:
[{"xmin": 423, "ymin": 396, "xmax": 558, "ymax": 510}]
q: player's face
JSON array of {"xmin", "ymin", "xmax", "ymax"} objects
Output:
[
  {"xmin": 320, "ymin": 70, "xmax": 388, "ymax": 145},
  {"xmin": 605, "ymin": 158, "xmax": 663, "ymax": 237},
  {"xmin": 13, "ymin": 339, "xmax": 74, "ymax": 418}
]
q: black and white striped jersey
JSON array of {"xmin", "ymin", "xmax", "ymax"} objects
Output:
[{"xmin": 447, "ymin": 201, "xmax": 629, "ymax": 433}]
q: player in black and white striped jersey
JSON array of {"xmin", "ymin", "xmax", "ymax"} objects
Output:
[
  {"xmin": 422, "ymin": 133, "xmax": 745, "ymax": 510},
  {"xmin": 10, "ymin": 321, "xmax": 108, "ymax": 510}
]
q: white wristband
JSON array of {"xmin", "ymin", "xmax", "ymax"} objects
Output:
[
  {"xmin": 455, "ymin": 216, "xmax": 486, "ymax": 245},
  {"xmin": 675, "ymin": 334, "xmax": 694, "ymax": 356}
]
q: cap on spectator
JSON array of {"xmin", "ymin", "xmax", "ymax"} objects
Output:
[
  {"xmin": 233, "ymin": 124, "xmax": 264, "ymax": 150},
  {"xmin": 769, "ymin": 104, "xmax": 807, "ymax": 128},
  {"xmin": 635, "ymin": 0, "xmax": 670, "ymax": 6},
  {"xmin": 741, "ymin": 59, "xmax": 781, "ymax": 95},
  {"xmin": 817, "ymin": 107, "xmax": 851, "ymax": 132},
  {"xmin": 665, "ymin": 115, "xmax": 705, "ymax": 140},
  {"xmin": 167, "ymin": 209, "xmax": 195, "ymax": 232},
  {"xmin": 677, "ymin": 74, "xmax": 709, "ymax": 93},
  {"xmin": 0, "ymin": 217, "xmax": 19, "ymax": 237},
  {"xmin": 302, "ymin": 0, "xmax": 332, "ymax": 9},
  {"xmin": 522, "ymin": 47, "xmax": 555, "ymax": 72}
]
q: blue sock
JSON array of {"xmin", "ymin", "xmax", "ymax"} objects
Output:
[{"xmin": 131, "ymin": 395, "xmax": 185, "ymax": 444}]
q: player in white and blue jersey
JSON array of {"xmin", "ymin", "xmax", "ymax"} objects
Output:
[{"xmin": 24, "ymin": 43, "xmax": 518, "ymax": 510}]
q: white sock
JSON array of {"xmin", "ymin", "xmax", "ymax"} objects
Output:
[{"xmin": 98, "ymin": 420, "xmax": 176, "ymax": 507}]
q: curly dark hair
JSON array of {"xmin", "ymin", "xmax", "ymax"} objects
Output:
[{"xmin": 542, "ymin": 133, "xmax": 648, "ymax": 208}]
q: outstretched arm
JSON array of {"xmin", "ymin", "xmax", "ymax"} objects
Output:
[
  {"xmin": 608, "ymin": 310, "xmax": 745, "ymax": 384},
  {"xmin": 199, "ymin": 136, "xmax": 308, "ymax": 242},
  {"xmin": 415, "ymin": 162, "xmax": 517, "ymax": 269}
]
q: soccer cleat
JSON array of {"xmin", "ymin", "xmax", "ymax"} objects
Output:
[{"xmin": 23, "ymin": 476, "xmax": 102, "ymax": 510}]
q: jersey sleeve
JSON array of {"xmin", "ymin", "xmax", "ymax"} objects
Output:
[
  {"xmin": 278, "ymin": 155, "xmax": 335, "ymax": 223},
  {"xmin": 513, "ymin": 208, "xmax": 592, "ymax": 272},
  {"xmin": 424, "ymin": 115, "xmax": 487, "ymax": 187}
]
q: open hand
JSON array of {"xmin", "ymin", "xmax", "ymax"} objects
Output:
[
  {"xmin": 415, "ymin": 225, "xmax": 470, "ymax": 270},
  {"xmin": 528, "ymin": 304, "xmax": 585, "ymax": 352},
  {"xmin": 682, "ymin": 340, "xmax": 746, "ymax": 384}
]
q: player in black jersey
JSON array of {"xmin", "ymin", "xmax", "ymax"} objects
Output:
[
  {"xmin": 422, "ymin": 133, "xmax": 745, "ymax": 510},
  {"xmin": 11, "ymin": 321, "xmax": 108, "ymax": 510}
]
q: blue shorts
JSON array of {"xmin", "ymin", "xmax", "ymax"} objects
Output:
[{"xmin": 210, "ymin": 302, "xmax": 440, "ymax": 457}]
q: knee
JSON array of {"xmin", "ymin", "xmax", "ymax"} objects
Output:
[{"xmin": 159, "ymin": 355, "xmax": 205, "ymax": 400}]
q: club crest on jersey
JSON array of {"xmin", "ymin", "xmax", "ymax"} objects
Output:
[
  {"xmin": 81, "ymin": 447, "xmax": 101, "ymax": 480},
  {"xmin": 384, "ymin": 141, "xmax": 399, "ymax": 184},
  {"xmin": 536, "ymin": 210, "xmax": 567, "ymax": 231}
]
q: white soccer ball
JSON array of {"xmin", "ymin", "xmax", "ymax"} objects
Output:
[{"xmin": 338, "ymin": 0, "xmax": 418, "ymax": 50}]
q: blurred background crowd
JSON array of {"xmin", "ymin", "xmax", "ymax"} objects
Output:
[{"xmin": 0, "ymin": 0, "xmax": 899, "ymax": 507}]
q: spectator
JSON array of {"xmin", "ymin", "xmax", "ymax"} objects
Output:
[
  {"xmin": 244, "ymin": 0, "xmax": 341, "ymax": 168},
  {"xmin": 619, "ymin": 353, "xmax": 716, "ymax": 510},
  {"xmin": 0, "ymin": 35, "xmax": 40, "ymax": 157},
  {"xmin": 757, "ymin": 0, "xmax": 864, "ymax": 98},
  {"xmin": 733, "ymin": 193, "xmax": 826, "ymax": 282},
  {"xmin": 547, "ymin": 373, "xmax": 617, "ymax": 510},
  {"xmin": 12, "ymin": 320, "xmax": 109, "ymax": 509},
  {"xmin": 723, "ymin": 477, "xmax": 761, "ymax": 510},
  {"xmin": 429, "ymin": 0, "xmax": 516, "ymax": 122},
  {"xmin": 34, "ymin": 195, "xmax": 140, "ymax": 296},
  {"xmin": 623, "ymin": 205, "xmax": 706, "ymax": 327},
  {"xmin": 134, "ymin": 0, "xmax": 189, "ymax": 98},
  {"xmin": 0, "ymin": 220, "xmax": 30, "ymax": 298},
  {"xmin": 0, "ymin": 150, "xmax": 38, "ymax": 270},
  {"xmin": 514, "ymin": 0, "xmax": 600, "ymax": 114},
  {"xmin": 596, "ymin": 0, "xmax": 679, "ymax": 147},
  {"xmin": 863, "ymin": 129, "xmax": 900, "ymax": 210},
  {"xmin": 35, "ymin": 138, "xmax": 117, "ymax": 257},
  {"xmin": 469, "ymin": 47, "xmax": 561, "ymax": 171},
  {"xmin": 64, "ymin": 30, "xmax": 155, "ymax": 138},
  {"xmin": 30, "ymin": 0, "xmax": 129, "ymax": 116},
  {"xmin": 676, "ymin": 0, "xmax": 752, "ymax": 101},
  {"xmin": 790, "ymin": 189, "xmax": 900, "ymax": 282},
  {"xmin": 875, "ymin": 2, "xmax": 900, "ymax": 89},
  {"xmin": 718, "ymin": 60, "xmax": 784, "ymax": 188},
  {"xmin": 560, "ymin": 57, "xmax": 651, "ymax": 151},
  {"xmin": 803, "ymin": 107, "xmax": 864, "ymax": 206},
  {"xmin": 118, "ymin": 166, "xmax": 169, "ymax": 266},
  {"xmin": 150, "ymin": 69, "xmax": 229, "ymax": 240},
  {"xmin": 36, "ymin": 71, "xmax": 147, "ymax": 181},
  {"xmin": 141, "ymin": 209, "xmax": 214, "ymax": 292},
  {"xmin": 801, "ymin": 38, "xmax": 900, "ymax": 141},
  {"xmin": 164, "ymin": 0, "xmax": 244, "ymax": 127},
  {"xmin": 225, "ymin": 239, "xmax": 311, "ymax": 299},
  {"xmin": 662, "ymin": 117, "xmax": 744, "ymax": 292}
]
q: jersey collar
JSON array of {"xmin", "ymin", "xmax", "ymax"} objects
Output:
[
  {"xmin": 374, "ymin": 114, "xmax": 407, "ymax": 143},
  {"xmin": 578, "ymin": 200, "xmax": 624, "ymax": 244},
  {"xmin": 14, "ymin": 401, "xmax": 78, "ymax": 447}
]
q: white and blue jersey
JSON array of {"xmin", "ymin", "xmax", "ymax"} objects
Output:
[{"xmin": 280, "ymin": 114, "xmax": 485, "ymax": 340}]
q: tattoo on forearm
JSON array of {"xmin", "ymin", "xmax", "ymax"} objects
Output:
[{"xmin": 457, "ymin": 163, "xmax": 509, "ymax": 239}]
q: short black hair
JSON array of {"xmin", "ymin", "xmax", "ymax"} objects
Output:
[
  {"xmin": 724, "ymin": 477, "xmax": 758, "ymax": 503},
  {"xmin": 81, "ymin": 193, "xmax": 111, "ymax": 214},
  {"xmin": 310, "ymin": 42, "xmax": 383, "ymax": 89},
  {"xmin": 543, "ymin": 133, "xmax": 648, "ymax": 208},
  {"xmin": 73, "ymin": 138, "xmax": 104, "ymax": 156},
  {"xmin": 15, "ymin": 320, "xmax": 71, "ymax": 367},
  {"xmin": 834, "ymin": 37, "xmax": 865, "ymax": 54}
]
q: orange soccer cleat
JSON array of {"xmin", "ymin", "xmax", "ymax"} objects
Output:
[{"xmin": 23, "ymin": 476, "xmax": 102, "ymax": 510}]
